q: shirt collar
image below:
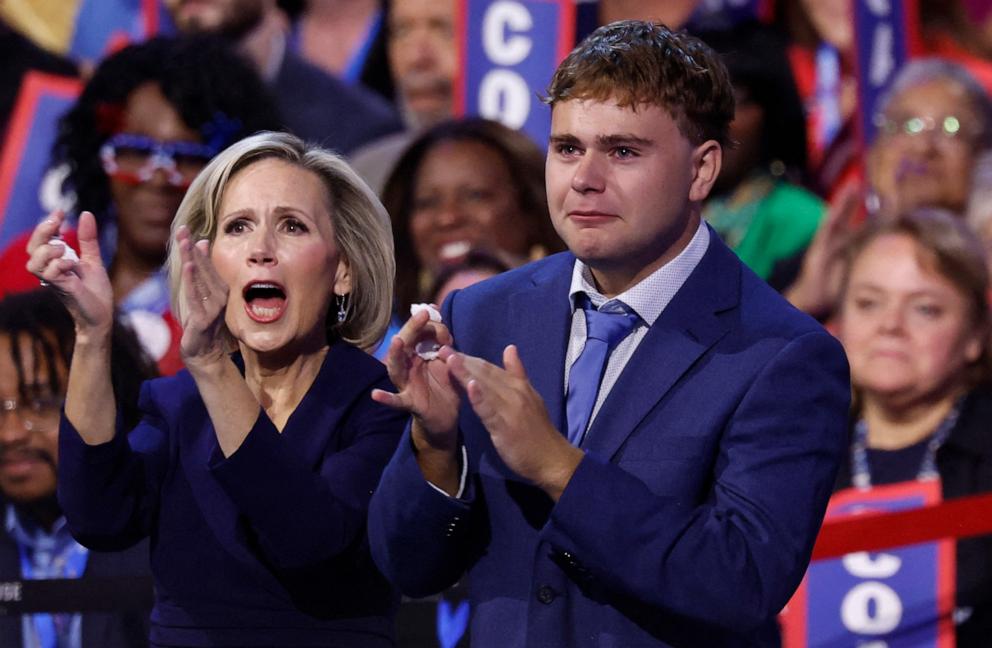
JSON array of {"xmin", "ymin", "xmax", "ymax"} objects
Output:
[
  {"xmin": 568, "ymin": 219, "xmax": 710, "ymax": 325},
  {"xmin": 5, "ymin": 504, "xmax": 71, "ymax": 550}
]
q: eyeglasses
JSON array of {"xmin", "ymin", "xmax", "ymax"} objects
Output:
[
  {"xmin": 875, "ymin": 114, "xmax": 977, "ymax": 141},
  {"xmin": 1, "ymin": 396, "xmax": 63, "ymax": 434},
  {"xmin": 100, "ymin": 133, "xmax": 216, "ymax": 188}
]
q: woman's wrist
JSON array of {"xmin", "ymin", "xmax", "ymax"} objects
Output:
[
  {"xmin": 73, "ymin": 325, "xmax": 113, "ymax": 351},
  {"xmin": 184, "ymin": 350, "xmax": 230, "ymax": 377}
]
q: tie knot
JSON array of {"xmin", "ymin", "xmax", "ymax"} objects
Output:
[{"xmin": 582, "ymin": 299, "xmax": 640, "ymax": 346}]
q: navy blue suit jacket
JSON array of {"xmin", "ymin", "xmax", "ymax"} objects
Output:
[
  {"xmin": 58, "ymin": 342, "xmax": 406, "ymax": 647},
  {"xmin": 369, "ymin": 233, "xmax": 851, "ymax": 647}
]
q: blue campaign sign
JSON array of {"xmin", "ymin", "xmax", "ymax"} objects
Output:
[
  {"xmin": 781, "ymin": 480, "xmax": 955, "ymax": 648},
  {"xmin": 852, "ymin": 0, "xmax": 921, "ymax": 145},
  {"xmin": 457, "ymin": 0, "xmax": 576, "ymax": 147},
  {"xmin": 0, "ymin": 73, "xmax": 82, "ymax": 252},
  {"xmin": 69, "ymin": 0, "xmax": 172, "ymax": 64}
]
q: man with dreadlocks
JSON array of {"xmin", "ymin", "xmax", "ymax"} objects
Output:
[{"xmin": 0, "ymin": 289, "xmax": 156, "ymax": 648}]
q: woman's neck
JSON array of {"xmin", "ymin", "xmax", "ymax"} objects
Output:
[
  {"xmin": 240, "ymin": 343, "xmax": 329, "ymax": 430},
  {"xmin": 861, "ymin": 389, "xmax": 963, "ymax": 450}
]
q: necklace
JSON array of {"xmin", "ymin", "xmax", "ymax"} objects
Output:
[{"xmin": 850, "ymin": 400, "xmax": 962, "ymax": 489}]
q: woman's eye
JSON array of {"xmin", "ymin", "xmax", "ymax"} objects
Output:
[
  {"xmin": 853, "ymin": 297, "xmax": 877, "ymax": 311},
  {"xmin": 283, "ymin": 218, "xmax": 308, "ymax": 234},
  {"xmin": 412, "ymin": 194, "xmax": 439, "ymax": 212},
  {"xmin": 224, "ymin": 218, "xmax": 248, "ymax": 234},
  {"xmin": 914, "ymin": 303, "xmax": 942, "ymax": 318},
  {"xmin": 463, "ymin": 188, "xmax": 491, "ymax": 203}
]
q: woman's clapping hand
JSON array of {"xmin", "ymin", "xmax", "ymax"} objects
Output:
[
  {"xmin": 175, "ymin": 226, "xmax": 229, "ymax": 366},
  {"xmin": 25, "ymin": 210, "xmax": 114, "ymax": 340}
]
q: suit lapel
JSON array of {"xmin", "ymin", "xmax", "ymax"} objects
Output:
[
  {"xmin": 508, "ymin": 256, "xmax": 574, "ymax": 432},
  {"xmin": 583, "ymin": 234, "xmax": 741, "ymax": 461},
  {"xmin": 281, "ymin": 343, "xmax": 380, "ymax": 463}
]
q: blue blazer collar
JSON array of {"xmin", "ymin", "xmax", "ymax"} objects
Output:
[
  {"xmin": 583, "ymin": 230, "xmax": 741, "ymax": 460},
  {"xmin": 506, "ymin": 233, "xmax": 741, "ymax": 460}
]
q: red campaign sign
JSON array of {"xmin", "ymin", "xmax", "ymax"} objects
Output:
[
  {"xmin": 781, "ymin": 480, "xmax": 955, "ymax": 648},
  {"xmin": 0, "ymin": 72, "xmax": 83, "ymax": 251}
]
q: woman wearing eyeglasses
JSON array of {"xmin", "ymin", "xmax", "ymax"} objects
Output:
[
  {"xmin": 783, "ymin": 57, "xmax": 992, "ymax": 319},
  {"xmin": 0, "ymin": 35, "xmax": 280, "ymax": 374},
  {"xmin": 25, "ymin": 131, "xmax": 405, "ymax": 646}
]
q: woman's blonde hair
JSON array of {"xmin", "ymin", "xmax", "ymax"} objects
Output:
[{"xmin": 167, "ymin": 131, "xmax": 394, "ymax": 351}]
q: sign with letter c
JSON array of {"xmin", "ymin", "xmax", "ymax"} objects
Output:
[{"xmin": 456, "ymin": 0, "xmax": 576, "ymax": 147}]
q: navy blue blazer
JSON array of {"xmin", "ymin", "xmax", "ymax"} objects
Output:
[
  {"xmin": 369, "ymin": 233, "xmax": 851, "ymax": 647},
  {"xmin": 58, "ymin": 342, "xmax": 406, "ymax": 647}
]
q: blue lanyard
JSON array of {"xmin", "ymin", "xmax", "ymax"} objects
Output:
[
  {"xmin": 851, "ymin": 401, "xmax": 961, "ymax": 489},
  {"xmin": 814, "ymin": 44, "xmax": 842, "ymax": 150},
  {"xmin": 16, "ymin": 537, "xmax": 89, "ymax": 648}
]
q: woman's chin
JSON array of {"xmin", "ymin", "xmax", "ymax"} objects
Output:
[{"xmin": 237, "ymin": 332, "xmax": 291, "ymax": 357}]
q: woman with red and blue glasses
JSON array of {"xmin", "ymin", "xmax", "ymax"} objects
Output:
[{"xmin": 0, "ymin": 35, "xmax": 281, "ymax": 374}]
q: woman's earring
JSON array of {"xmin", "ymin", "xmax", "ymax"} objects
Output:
[{"xmin": 336, "ymin": 293, "xmax": 350, "ymax": 323}]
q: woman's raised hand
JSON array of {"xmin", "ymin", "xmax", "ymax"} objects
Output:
[
  {"xmin": 25, "ymin": 210, "xmax": 114, "ymax": 338},
  {"xmin": 175, "ymin": 226, "xmax": 229, "ymax": 366}
]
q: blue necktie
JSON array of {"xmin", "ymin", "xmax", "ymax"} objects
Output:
[{"xmin": 566, "ymin": 297, "xmax": 640, "ymax": 446}]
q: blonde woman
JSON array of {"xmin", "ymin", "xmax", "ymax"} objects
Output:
[{"xmin": 26, "ymin": 132, "xmax": 404, "ymax": 647}]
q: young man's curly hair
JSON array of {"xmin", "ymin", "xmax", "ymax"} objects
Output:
[{"xmin": 544, "ymin": 20, "xmax": 735, "ymax": 146}]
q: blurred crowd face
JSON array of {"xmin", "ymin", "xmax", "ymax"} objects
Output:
[
  {"xmin": 165, "ymin": 0, "xmax": 265, "ymax": 37},
  {"xmin": 108, "ymin": 82, "xmax": 207, "ymax": 267},
  {"xmin": 0, "ymin": 334, "xmax": 63, "ymax": 505},
  {"xmin": 388, "ymin": 0, "xmax": 456, "ymax": 129},
  {"xmin": 211, "ymin": 158, "xmax": 350, "ymax": 358},
  {"xmin": 410, "ymin": 139, "xmax": 531, "ymax": 271},
  {"xmin": 597, "ymin": 0, "xmax": 697, "ymax": 28},
  {"xmin": 797, "ymin": 0, "xmax": 852, "ymax": 50},
  {"xmin": 839, "ymin": 233, "xmax": 983, "ymax": 408},
  {"xmin": 869, "ymin": 79, "xmax": 983, "ymax": 217}
]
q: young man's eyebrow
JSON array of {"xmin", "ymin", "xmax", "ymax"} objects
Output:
[
  {"xmin": 548, "ymin": 134, "xmax": 581, "ymax": 147},
  {"xmin": 596, "ymin": 134, "xmax": 654, "ymax": 148},
  {"xmin": 548, "ymin": 134, "xmax": 655, "ymax": 148}
]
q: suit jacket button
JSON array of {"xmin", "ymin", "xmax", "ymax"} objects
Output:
[{"xmin": 536, "ymin": 585, "xmax": 555, "ymax": 604}]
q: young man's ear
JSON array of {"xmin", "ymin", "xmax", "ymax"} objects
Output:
[{"xmin": 688, "ymin": 140, "xmax": 722, "ymax": 202}]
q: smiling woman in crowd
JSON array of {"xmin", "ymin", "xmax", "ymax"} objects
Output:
[
  {"xmin": 24, "ymin": 131, "xmax": 405, "ymax": 647},
  {"xmin": 381, "ymin": 117, "xmax": 563, "ymax": 316}
]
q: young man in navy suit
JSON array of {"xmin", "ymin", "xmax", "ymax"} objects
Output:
[{"xmin": 370, "ymin": 21, "xmax": 850, "ymax": 646}]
